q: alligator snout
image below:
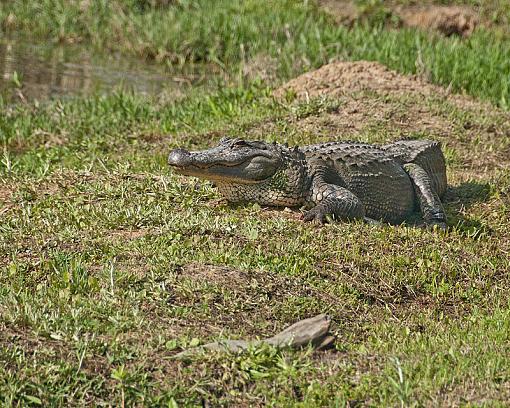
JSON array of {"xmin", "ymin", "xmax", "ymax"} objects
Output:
[{"xmin": 168, "ymin": 148, "xmax": 193, "ymax": 168}]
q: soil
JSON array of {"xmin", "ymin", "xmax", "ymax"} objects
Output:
[
  {"xmin": 274, "ymin": 60, "xmax": 444, "ymax": 99},
  {"xmin": 0, "ymin": 183, "xmax": 13, "ymax": 203},
  {"xmin": 399, "ymin": 5, "xmax": 478, "ymax": 37},
  {"xmin": 319, "ymin": 1, "xmax": 479, "ymax": 37},
  {"xmin": 109, "ymin": 228, "xmax": 151, "ymax": 241},
  {"xmin": 171, "ymin": 262, "xmax": 385, "ymax": 339},
  {"xmin": 273, "ymin": 59, "xmax": 492, "ymax": 113},
  {"xmin": 318, "ymin": 0, "xmax": 359, "ymax": 26}
]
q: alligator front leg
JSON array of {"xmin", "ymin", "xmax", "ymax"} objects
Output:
[
  {"xmin": 403, "ymin": 163, "xmax": 447, "ymax": 229},
  {"xmin": 303, "ymin": 181, "xmax": 365, "ymax": 224}
]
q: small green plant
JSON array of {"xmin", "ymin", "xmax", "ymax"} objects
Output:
[
  {"xmin": 10, "ymin": 71, "xmax": 22, "ymax": 88},
  {"xmin": 388, "ymin": 358, "xmax": 413, "ymax": 407}
]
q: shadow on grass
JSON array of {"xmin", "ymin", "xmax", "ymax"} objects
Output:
[{"xmin": 444, "ymin": 181, "xmax": 492, "ymax": 237}]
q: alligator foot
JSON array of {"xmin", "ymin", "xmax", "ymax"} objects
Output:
[
  {"xmin": 302, "ymin": 207, "xmax": 332, "ymax": 224},
  {"xmin": 363, "ymin": 217, "xmax": 382, "ymax": 226}
]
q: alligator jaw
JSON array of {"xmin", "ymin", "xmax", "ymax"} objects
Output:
[
  {"xmin": 168, "ymin": 158, "xmax": 266, "ymax": 185},
  {"xmin": 168, "ymin": 148, "xmax": 254, "ymax": 171}
]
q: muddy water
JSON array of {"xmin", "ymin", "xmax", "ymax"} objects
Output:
[{"xmin": 0, "ymin": 37, "xmax": 213, "ymax": 103}]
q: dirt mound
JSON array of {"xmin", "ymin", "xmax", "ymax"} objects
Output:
[
  {"xmin": 400, "ymin": 5, "xmax": 478, "ymax": 37},
  {"xmin": 274, "ymin": 60, "xmax": 443, "ymax": 100},
  {"xmin": 319, "ymin": 1, "xmax": 479, "ymax": 38},
  {"xmin": 273, "ymin": 60, "xmax": 495, "ymax": 115}
]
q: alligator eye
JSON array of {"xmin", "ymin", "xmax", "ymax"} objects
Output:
[{"xmin": 232, "ymin": 140, "xmax": 249, "ymax": 148}]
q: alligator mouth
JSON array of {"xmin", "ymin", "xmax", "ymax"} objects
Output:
[{"xmin": 170, "ymin": 157, "xmax": 252, "ymax": 171}]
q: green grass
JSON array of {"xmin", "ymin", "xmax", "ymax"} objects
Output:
[
  {"xmin": 2, "ymin": 0, "xmax": 510, "ymax": 406},
  {"xmin": 1, "ymin": 0, "xmax": 510, "ymax": 108},
  {"xmin": 1, "ymin": 81, "xmax": 510, "ymax": 405}
]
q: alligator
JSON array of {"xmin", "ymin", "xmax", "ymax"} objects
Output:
[{"xmin": 168, "ymin": 138, "xmax": 448, "ymax": 228}]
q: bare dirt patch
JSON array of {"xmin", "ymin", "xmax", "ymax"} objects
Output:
[
  {"xmin": 0, "ymin": 322, "xmax": 109, "ymax": 378},
  {"xmin": 0, "ymin": 183, "xmax": 14, "ymax": 204},
  {"xmin": 175, "ymin": 262, "xmax": 347, "ymax": 335},
  {"xmin": 242, "ymin": 53, "xmax": 279, "ymax": 82},
  {"xmin": 399, "ymin": 5, "xmax": 478, "ymax": 37},
  {"xmin": 172, "ymin": 261, "xmax": 460, "ymax": 341},
  {"xmin": 181, "ymin": 262, "xmax": 254, "ymax": 288},
  {"xmin": 318, "ymin": 0, "xmax": 360, "ymax": 27},
  {"xmin": 0, "ymin": 183, "xmax": 17, "ymax": 222},
  {"xmin": 319, "ymin": 1, "xmax": 480, "ymax": 37},
  {"xmin": 286, "ymin": 93, "xmax": 453, "ymax": 140},
  {"xmin": 430, "ymin": 377, "xmax": 510, "ymax": 407},
  {"xmin": 108, "ymin": 228, "xmax": 151, "ymax": 241}
]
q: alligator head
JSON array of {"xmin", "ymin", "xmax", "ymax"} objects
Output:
[
  {"xmin": 168, "ymin": 138, "xmax": 310, "ymax": 207},
  {"xmin": 168, "ymin": 138, "xmax": 283, "ymax": 183}
]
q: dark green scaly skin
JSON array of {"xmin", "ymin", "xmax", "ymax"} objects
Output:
[{"xmin": 168, "ymin": 138, "xmax": 447, "ymax": 227}]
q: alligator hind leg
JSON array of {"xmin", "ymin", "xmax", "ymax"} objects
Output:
[
  {"xmin": 303, "ymin": 183, "xmax": 366, "ymax": 224},
  {"xmin": 403, "ymin": 163, "xmax": 447, "ymax": 229}
]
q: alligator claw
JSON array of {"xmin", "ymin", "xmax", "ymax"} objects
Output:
[{"xmin": 363, "ymin": 217, "xmax": 382, "ymax": 226}]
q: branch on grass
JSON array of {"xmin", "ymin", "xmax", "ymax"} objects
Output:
[{"xmin": 174, "ymin": 314, "xmax": 334, "ymax": 359}]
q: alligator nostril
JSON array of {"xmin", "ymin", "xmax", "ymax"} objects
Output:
[{"xmin": 168, "ymin": 148, "xmax": 192, "ymax": 167}]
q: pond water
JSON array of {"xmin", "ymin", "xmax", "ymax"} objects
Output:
[{"xmin": 0, "ymin": 37, "xmax": 213, "ymax": 103}]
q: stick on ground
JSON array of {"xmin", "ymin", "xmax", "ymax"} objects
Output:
[{"xmin": 174, "ymin": 314, "xmax": 334, "ymax": 359}]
